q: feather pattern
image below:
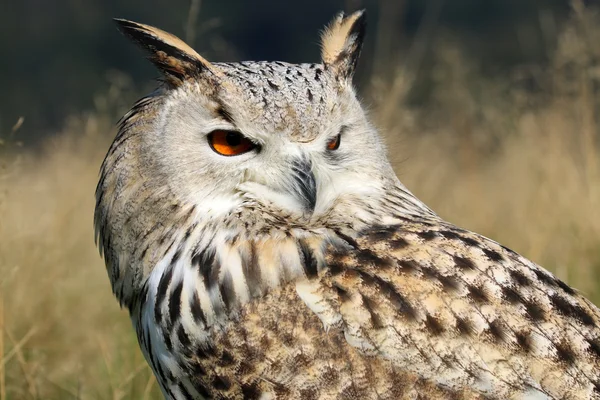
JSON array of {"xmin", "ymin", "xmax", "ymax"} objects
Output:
[
  {"xmin": 96, "ymin": 9, "xmax": 600, "ymax": 400},
  {"xmin": 129, "ymin": 217, "xmax": 600, "ymax": 399}
]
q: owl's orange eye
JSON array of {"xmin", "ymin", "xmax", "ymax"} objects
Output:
[
  {"xmin": 327, "ymin": 134, "xmax": 341, "ymax": 151},
  {"xmin": 208, "ymin": 130, "xmax": 256, "ymax": 156}
]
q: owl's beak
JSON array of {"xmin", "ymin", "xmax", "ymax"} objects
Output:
[{"xmin": 289, "ymin": 157, "xmax": 317, "ymax": 214}]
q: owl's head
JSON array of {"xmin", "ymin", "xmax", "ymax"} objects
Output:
[{"xmin": 108, "ymin": 11, "xmax": 421, "ymax": 230}]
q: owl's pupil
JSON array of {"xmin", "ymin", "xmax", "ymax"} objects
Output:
[{"xmin": 225, "ymin": 132, "xmax": 242, "ymax": 147}]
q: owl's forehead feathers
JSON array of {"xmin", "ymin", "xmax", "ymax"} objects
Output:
[
  {"xmin": 115, "ymin": 10, "xmax": 367, "ymax": 143},
  {"xmin": 212, "ymin": 61, "xmax": 340, "ymax": 142}
]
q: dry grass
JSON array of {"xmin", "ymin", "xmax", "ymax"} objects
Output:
[
  {"xmin": 0, "ymin": 113, "xmax": 162, "ymax": 399},
  {"xmin": 1, "ymin": 4, "xmax": 600, "ymax": 399}
]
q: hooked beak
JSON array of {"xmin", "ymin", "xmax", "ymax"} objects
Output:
[{"xmin": 288, "ymin": 157, "xmax": 317, "ymax": 214}]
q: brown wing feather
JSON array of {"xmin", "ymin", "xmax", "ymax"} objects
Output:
[
  {"xmin": 317, "ymin": 221, "xmax": 600, "ymax": 399},
  {"xmin": 172, "ymin": 221, "xmax": 600, "ymax": 399}
]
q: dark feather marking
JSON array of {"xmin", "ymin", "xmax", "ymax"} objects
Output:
[
  {"xmin": 533, "ymin": 268, "xmax": 557, "ymax": 287},
  {"xmin": 314, "ymin": 68, "xmax": 322, "ymax": 81},
  {"xmin": 176, "ymin": 324, "xmax": 191, "ymax": 348},
  {"xmin": 163, "ymin": 330, "xmax": 173, "ymax": 352},
  {"xmin": 333, "ymin": 283, "xmax": 351, "ymax": 302},
  {"xmin": 153, "ymin": 355, "xmax": 168, "ymax": 387},
  {"xmin": 482, "ymin": 248, "xmax": 504, "ymax": 262},
  {"xmin": 196, "ymin": 342, "xmax": 217, "ymax": 359},
  {"xmin": 208, "ymin": 285, "xmax": 226, "ymax": 318},
  {"xmin": 501, "ymin": 285, "xmax": 524, "ymax": 304},
  {"xmin": 554, "ymin": 340, "xmax": 576, "ymax": 364},
  {"xmin": 273, "ymin": 382, "xmax": 291, "ymax": 397},
  {"xmin": 389, "ymin": 237, "xmax": 410, "ymax": 250},
  {"xmin": 500, "ymin": 244, "xmax": 519, "ymax": 256},
  {"xmin": 291, "ymin": 158, "xmax": 317, "ymax": 212},
  {"xmin": 154, "ymin": 264, "xmax": 174, "ymax": 323},
  {"xmin": 523, "ymin": 298, "xmax": 546, "ymax": 321},
  {"xmin": 240, "ymin": 241, "xmax": 262, "ymax": 296},
  {"xmin": 134, "ymin": 282, "xmax": 150, "ymax": 313},
  {"xmin": 139, "ymin": 244, "xmax": 150, "ymax": 260},
  {"xmin": 509, "ymin": 269, "xmax": 532, "ymax": 286},
  {"xmin": 335, "ymin": 9, "xmax": 366, "ymax": 76},
  {"xmin": 453, "ymin": 255, "xmax": 476, "ymax": 271},
  {"xmin": 467, "ymin": 284, "xmax": 490, "ymax": 304},
  {"xmin": 219, "ymin": 350, "xmax": 235, "ymax": 366},
  {"xmin": 555, "ymin": 278, "xmax": 576, "ymax": 295},
  {"xmin": 219, "ymin": 271, "xmax": 236, "ymax": 313},
  {"xmin": 417, "ymin": 230, "xmax": 438, "ymax": 241},
  {"xmin": 420, "ymin": 267, "xmax": 460, "ymax": 291},
  {"xmin": 358, "ymin": 271, "xmax": 418, "ymax": 320},
  {"xmin": 438, "ymin": 274, "xmax": 461, "ymax": 292},
  {"xmin": 439, "ymin": 230, "xmax": 460, "ymax": 240},
  {"xmin": 190, "ymin": 291, "xmax": 207, "ymax": 326},
  {"xmin": 241, "ymin": 382, "xmax": 262, "ymax": 399},
  {"xmin": 194, "ymin": 248, "xmax": 219, "ymax": 289},
  {"xmin": 455, "ymin": 316, "xmax": 475, "ymax": 336},
  {"xmin": 238, "ymin": 360, "xmax": 257, "ymax": 376},
  {"xmin": 361, "ymin": 293, "xmax": 386, "ymax": 328},
  {"xmin": 398, "ymin": 259, "xmax": 420, "ymax": 273},
  {"xmin": 212, "ymin": 375, "xmax": 232, "ymax": 391},
  {"xmin": 307, "ymin": 88, "xmax": 313, "ymax": 101},
  {"xmin": 216, "ymin": 103, "xmax": 235, "ymax": 124},
  {"xmin": 157, "ymin": 373, "xmax": 175, "ymax": 399},
  {"xmin": 486, "ymin": 319, "xmax": 509, "ymax": 343},
  {"xmin": 356, "ymin": 248, "xmax": 392, "ymax": 269},
  {"xmin": 298, "ymin": 239, "xmax": 319, "ymax": 278},
  {"xmin": 171, "ymin": 248, "xmax": 181, "ymax": 264},
  {"xmin": 188, "ymin": 359, "xmax": 207, "ymax": 379},
  {"xmin": 587, "ymin": 337, "xmax": 600, "ymax": 358},
  {"xmin": 420, "ymin": 266, "xmax": 438, "ymax": 280},
  {"xmin": 328, "ymin": 261, "xmax": 346, "ymax": 276},
  {"xmin": 515, "ymin": 331, "xmax": 533, "ymax": 353},
  {"xmin": 459, "ymin": 236, "xmax": 481, "ymax": 247},
  {"xmin": 191, "ymin": 381, "xmax": 211, "ymax": 398},
  {"xmin": 168, "ymin": 280, "xmax": 183, "ymax": 328},
  {"xmin": 334, "ymin": 230, "xmax": 359, "ymax": 248},
  {"xmin": 367, "ymin": 225, "xmax": 398, "ymax": 241},
  {"xmin": 550, "ymin": 293, "xmax": 595, "ymax": 326},
  {"xmin": 424, "ymin": 314, "xmax": 445, "ymax": 335}
]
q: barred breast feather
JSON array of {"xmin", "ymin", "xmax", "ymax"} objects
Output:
[{"xmin": 134, "ymin": 219, "xmax": 600, "ymax": 399}]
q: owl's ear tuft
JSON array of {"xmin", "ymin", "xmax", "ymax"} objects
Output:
[
  {"xmin": 114, "ymin": 19, "xmax": 220, "ymax": 86},
  {"xmin": 320, "ymin": 10, "xmax": 366, "ymax": 81}
]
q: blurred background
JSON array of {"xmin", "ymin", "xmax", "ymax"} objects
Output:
[{"xmin": 1, "ymin": 0, "xmax": 599, "ymax": 398}]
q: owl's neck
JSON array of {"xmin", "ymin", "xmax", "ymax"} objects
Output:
[
  {"xmin": 132, "ymin": 182, "xmax": 435, "ymax": 306},
  {"xmin": 133, "ymin": 225, "xmax": 347, "ymax": 331},
  {"xmin": 102, "ymin": 177, "xmax": 437, "ymax": 311}
]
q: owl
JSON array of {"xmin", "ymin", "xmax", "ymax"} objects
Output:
[{"xmin": 95, "ymin": 10, "xmax": 600, "ymax": 400}]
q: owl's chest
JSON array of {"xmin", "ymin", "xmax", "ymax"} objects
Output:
[
  {"xmin": 134, "ymin": 280, "xmax": 352, "ymax": 399},
  {"xmin": 134, "ymin": 276, "xmax": 471, "ymax": 400}
]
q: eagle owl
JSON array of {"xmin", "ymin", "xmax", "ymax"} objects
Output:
[{"xmin": 95, "ymin": 10, "xmax": 600, "ymax": 400}]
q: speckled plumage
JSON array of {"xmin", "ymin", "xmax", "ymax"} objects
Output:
[{"xmin": 95, "ymin": 11, "xmax": 600, "ymax": 400}]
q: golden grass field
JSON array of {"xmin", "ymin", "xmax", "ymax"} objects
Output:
[{"xmin": 1, "ymin": 4, "xmax": 600, "ymax": 399}]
